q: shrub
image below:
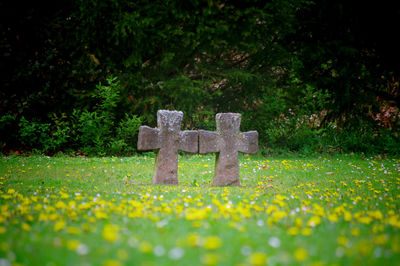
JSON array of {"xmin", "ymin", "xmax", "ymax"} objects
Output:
[
  {"xmin": 113, "ymin": 114, "xmax": 141, "ymax": 154},
  {"xmin": 18, "ymin": 117, "xmax": 52, "ymax": 152},
  {"xmin": 74, "ymin": 76, "xmax": 142, "ymax": 155}
]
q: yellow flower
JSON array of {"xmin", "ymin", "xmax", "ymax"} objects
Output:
[
  {"xmin": 187, "ymin": 233, "xmax": 203, "ymax": 247},
  {"xmin": 357, "ymin": 216, "xmax": 372, "ymax": 224},
  {"xmin": 1, "ymin": 242, "xmax": 10, "ymax": 252},
  {"xmin": 204, "ymin": 236, "xmax": 222, "ymax": 250},
  {"xmin": 293, "ymin": 248, "xmax": 308, "ymax": 261},
  {"xmin": 67, "ymin": 226, "xmax": 81, "ymax": 235},
  {"xmin": 343, "ymin": 211, "xmax": 352, "ymax": 222},
  {"xmin": 307, "ymin": 216, "xmax": 321, "ymax": 227},
  {"xmin": 55, "ymin": 201, "xmax": 67, "ymax": 209},
  {"xmin": 117, "ymin": 249, "xmax": 129, "ymax": 260},
  {"xmin": 350, "ymin": 228, "xmax": 360, "ymax": 236},
  {"xmin": 78, "ymin": 202, "xmax": 91, "ymax": 210},
  {"xmin": 54, "ymin": 220, "xmax": 66, "ymax": 232},
  {"xmin": 102, "ymin": 224, "xmax": 119, "ymax": 243},
  {"xmin": 201, "ymin": 253, "xmax": 220, "ymax": 265},
  {"xmin": 301, "ymin": 227, "xmax": 312, "ymax": 236},
  {"xmin": 185, "ymin": 208, "xmax": 209, "ymax": 220},
  {"xmin": 356, "ymin": 240, "xmax": 373, "ymax": 256},
  {"xmin": 68, "ymin": 200, "xmax": 76, "ymax": 208},
  {"xmin": 95, "ymin": 211, "xmax": 109, "ymax": 219},
  {"xmin": 271, "ymin": 210, "xmax": 287, "ymax": 222},
  {"xmin": 373, "ymin": 234, "xmax": 388, "ymax": 245},
  {"xmin": 369, "ymin": 210, "xmax": 383, "ymax": 220},
  {"xmin": 248, "ymin": 252, "xmax": 267, "ymax": 265},
  {"xmin": 102, "ymin": 259, "xmax": 123, "ymax": 266},
  {"xmin": 138, "ymin": 242, "xmax": 152, "ymax": 253},
  {"xmin": 66, "ymin": 239, "xmax": 80, "ymax": 251},
  {"xmin": 0, "ymin": 226, "xmax": 5, "ymax": 234},
  {"xmin": 337, "ymin": 236, "xmax": 349, "ymax": 247},
  {"xmin": 287, "ymin": 227, "xmax": 300, "ymax": 236},
  {"xmin": 60, "ymin": 192, "xmax": 70, "ymax": 199},
  {"xmin": 327, "ymin": 213, "xmax": 338, "ymax": 222},
  {"xmin": 294, "ymin": 217, "xmax": 303, "ymax": 227},
  {"xmin": 22, "ymin": 222, "xmax": 31, "ymax": 231}
]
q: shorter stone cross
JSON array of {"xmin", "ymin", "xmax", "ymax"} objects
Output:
[
  {"xmin": 199, "ymin": 113, "xmax": 258, "ymax": 186},
  {"xmin": 137, "ymin": 110, "xmax": 198, "ymax": 185}
]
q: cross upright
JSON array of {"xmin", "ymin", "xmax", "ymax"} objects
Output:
[
  {"xmin": 137, "ymin": 110, "xmax": 198, "ymax": 185},
  {"xmin": 199, "ymin": 113, "xmax": 258, "ymax": 186}
]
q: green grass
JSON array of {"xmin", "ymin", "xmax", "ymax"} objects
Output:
[{"xmin": 0, "ymin": 153, "xmax": 399, "ymax": 266}]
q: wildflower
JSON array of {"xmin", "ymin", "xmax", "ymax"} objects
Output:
[
  {"xmin": 22, "ymin": 223, "xmax": 31, "ymax": 231},
  {"xmin": 77, "ymin": 244, "xmax": 90, "ymax": 255},
  {"xmin": 138, "ymin": 242, "xmax": 153, "ymax": 253},
  {"xmin": 60, "ymin": 192, "xmax": 70, "ymax": 199},
  {"xmin": 204, "ymin": 236, "xmax": 222, "ymax": 250},
  {"xmin": 201, "ymin": 253, "xmax": 220, "ymax": 265},
  {"xmin": 54, "ymin": 220, "xmax": 66, "ymax": 232},
  {"xmin": 168, "ymin": 247, "xmax": 184, "ymax": 260},
  {"xmin": 153, "ymin": 245, "xmax": 166, "ymax": 256},
  {"xmin": 271, "ymin": 210, "xmax": 287, "ymax": 223},
  {"xmin": 248, "ymin": 252, "xmax": 267, "ymax": 265},
  {"xmin": 185, "ymin": 208, "xmax": 209, "ymax": 220},
  {"xmin": 287, "ymin": 227, "xmax": 300, "ymax": 236},
  {"xmin": 301, "ymin": 227, "xmax": 312, "ymax": 236},
  {"xmin": 307, "ymin": 216, "xmax": 321, "ymax": 227},
  {"xmin": 343, "ymin": 211, "xmax": 352, "ymax": 222},
  {"xmin": 102, "ymin": 259, "xmax": 123, "ymax": 266},
  {"xmin": 294, "ymin": 217, "xmax": 303, "ymax": 227},
  {"xmin": 356, "ymin": 240, "xmax": 373, "ymax": 256},
  {"xmin": 294, "ymin": 248, "xmax": 308, "ymax": 261},
  {"xmin": 357, "ymin": 216, "xmax": 372, "ymax": 224},
  {"xmin": 66, "ymin": 239, "xmax": 80, "ymax": 251},
  {"xmin": 373, "ymin": 234, "xmax": 388, "ymax": 245},
  {"xmin": 117, "ymin": 249, "xmax": 129, "ymax": 260},
  {"xmin": 67, "ymin": 226, "xmax": 81, "ymax": 235},
  {"xmin": 328, "ymin": 213, "xmax": 338, "ymax": 222},
  {"xmin": 268, "ymin": 237, "xmax": 281, "ymax": 248},
  {"xmin": 55, "ymin": 201, "xmax": 67, "ymax": 209},
  {"xmin": 350, "ymin": 228, "xmax": 360, "ymax": 236},
  {"xmin": 187, "ymin": 233, "xmax": 203, "ymax": 247},
  {"xmin": 102, "ymin": 224, "xmax": 119, "ymax": 243},
  {"xmin": 337, "ymin": 236, "xmax": 349, "ymax": 247}
]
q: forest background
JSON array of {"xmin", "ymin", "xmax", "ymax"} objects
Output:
[{"xmin": 1, "ymin": 0, "xmax": 399, "ymax": 156}]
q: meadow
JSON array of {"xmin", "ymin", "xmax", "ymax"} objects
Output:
[{"xmin": 0, "ymin": 153, "xmax": 399, "ymax": 266}]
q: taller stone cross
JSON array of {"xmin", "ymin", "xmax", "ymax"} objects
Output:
[
  {"xmin": 137, "ymin": 110, "xmax": 198, "ymax": 185},
  {"xmin": 199, "ymin": 113, "xmax": 258, "ymax": 186}
]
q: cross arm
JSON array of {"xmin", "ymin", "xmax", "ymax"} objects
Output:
[
  {"xmin": 179, "ymin": 130, "xmax": 198, "ymax": 153},
  {"xmin": 137, "ymin": 126, "xmax": 160, "ymax": 151},
  {"xmin": 199, "ymin": 130, "xmax": 220, "ymax": 154},
  {"xmin": 237, "ymin": 131, "xmax": 258, "ymax": 154}
]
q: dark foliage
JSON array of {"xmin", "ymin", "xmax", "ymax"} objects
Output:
[{"xmin": 1, "ymin": 0, "xmax": 399, "ymax": 155}]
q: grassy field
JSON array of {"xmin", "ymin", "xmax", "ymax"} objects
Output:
[{"xmin": 0, "ymin": 153, "xmax": 399, "ymax": 266}]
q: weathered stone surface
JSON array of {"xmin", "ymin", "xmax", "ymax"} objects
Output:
[
  {"xmin": 199, "ymin": 113, "xmax": 258, "ymax": 186},
  {"xmin": 137, "ymin": 110, "xmax": 198, "ymax": 185}
]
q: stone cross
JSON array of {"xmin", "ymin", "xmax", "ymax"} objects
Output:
[
  {"xmin": 137, "ymin": 110, "xmax": 198, "ymax": 185},
  {"xmin": 199, "ymin": 113, "xmax": 258, "ymax": 186}
]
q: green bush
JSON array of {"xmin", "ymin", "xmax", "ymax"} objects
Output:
[
  {"xmin": 112, "ymin": 114, "xmax": 141, "ymax": 154},
  {"xmin": 18, "ymin": 117, "xmax": 52, "ymax": 152},
  {"xmin": 254, "ymin": 84, "xmax": 330, "ymax": 154},
  {"xmin": 74, "ymin": 76, "xmax": 142, "ymax": 155},
  {"xmin": 322, "ymin": 125, "xmax": 400, "ymax": 155},
  {"xmin": 76, "ymin": 110, "xmax": 111, "ymax": 155}
]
